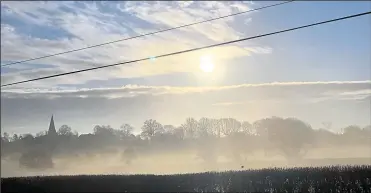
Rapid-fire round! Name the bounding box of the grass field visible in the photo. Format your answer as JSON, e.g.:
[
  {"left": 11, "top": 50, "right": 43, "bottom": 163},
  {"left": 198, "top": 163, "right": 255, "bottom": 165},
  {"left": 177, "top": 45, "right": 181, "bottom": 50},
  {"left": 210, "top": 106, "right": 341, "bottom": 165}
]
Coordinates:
[{"left": 2, "top": 165, "right": 371, "bottom": 193}]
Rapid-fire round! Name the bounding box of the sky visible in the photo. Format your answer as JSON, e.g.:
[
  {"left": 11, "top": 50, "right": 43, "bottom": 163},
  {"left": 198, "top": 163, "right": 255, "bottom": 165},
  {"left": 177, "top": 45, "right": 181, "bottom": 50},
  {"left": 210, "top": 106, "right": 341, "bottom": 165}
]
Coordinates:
[{"left": 1, "top": 1, "right": 370, "bottom": 135}]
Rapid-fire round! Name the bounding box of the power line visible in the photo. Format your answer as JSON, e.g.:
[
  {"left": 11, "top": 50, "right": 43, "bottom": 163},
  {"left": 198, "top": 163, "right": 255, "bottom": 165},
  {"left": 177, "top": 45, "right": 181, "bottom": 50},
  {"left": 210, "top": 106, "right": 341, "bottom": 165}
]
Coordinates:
[
  {"left": 0, "top": 1, "right": 295, "bottom": 68},
  {"left": 2, "top": 11, "right": 370, "bottom": 88}
]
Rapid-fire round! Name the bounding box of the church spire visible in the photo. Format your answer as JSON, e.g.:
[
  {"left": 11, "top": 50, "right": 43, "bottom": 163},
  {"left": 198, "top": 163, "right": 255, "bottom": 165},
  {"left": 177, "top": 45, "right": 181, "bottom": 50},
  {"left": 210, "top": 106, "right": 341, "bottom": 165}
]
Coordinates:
[{"left": 48, "top": 115, "right": 57, "bottom": 136}]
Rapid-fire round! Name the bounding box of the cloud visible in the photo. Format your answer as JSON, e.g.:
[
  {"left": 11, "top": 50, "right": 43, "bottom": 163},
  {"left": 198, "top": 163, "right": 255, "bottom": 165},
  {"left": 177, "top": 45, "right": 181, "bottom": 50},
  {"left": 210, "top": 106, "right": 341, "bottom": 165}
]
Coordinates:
[
  {"left": 1, "top": 1, "right": 269, "bottom": 89},
  {"left": 2, "top": 2, "right": 370, "bottom": 134},
  {"left": 2, "top": 80, "right": 370, "bottom": 134},
  {"left": 2, "top": 80, "right": 370, "bottom": 102}
]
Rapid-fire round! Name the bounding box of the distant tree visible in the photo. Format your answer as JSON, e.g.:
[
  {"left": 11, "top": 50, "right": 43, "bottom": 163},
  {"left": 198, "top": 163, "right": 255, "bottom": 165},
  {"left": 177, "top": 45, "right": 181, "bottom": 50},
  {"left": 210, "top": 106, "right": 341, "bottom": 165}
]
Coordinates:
[
  {"left": 209, "top": 119, "right": 222, "bottom": 137},
  {"left": 141, "top": 119, "right": 163, "bottom": 140},
  {"left": 35, "top": 131, "right": 47, "bottom": 137},
  {"left": 219, "top": 118, "right": 241, "bottom": 136},
  {"left": 314, "top": 128, "right": 339, "bottom": 147},
  {"left": 21, "top": 134, "right": 34, "bottom": 141},
  {"left": 254, "top": 117, "right": 314, "bottom": 160},
  {"left": 73, "top": 130, "right": 79, "bottom": 137},
  {"left": 342, "top": 125, "right": 366, "bottom": 144},
  {"left": 197, "top": 118, "right": 213, "bottom": 138},
  {"left": 77, "top": 133, "right": 97, "bottom": 150},
  {"left": 92, "top": 125, "right": 118, "bottom": 146},
  {"left": 58, "top": 125, "right": 73, "bottom": 136},
  {"left": 2, "top": 132, "right": 10, "bottom": 142},
  {"left": 343, "top": 125, "right": 362, "bottom": 136},
  {"left": 12, "top": 134, "right": 19, "bottom": 142},
  {"left": 163, "top": 125, "right": 176, "bottom": 134},
  {"left": 223, "top": 131, "right": 252, "bottom": 162},
  {"left": 93, "top": 125, "right": 115, "bottom": 136},
  {"left": 241, "top": 121, "right": 254, "bottom": 135},
  {"left": 172, "top": 127, "right": 185, "bottom": 140},
  {"left": 181, "top": 118, "right": 198, "bottom": 139},
  {"left": 119, "top": 124, "right": 134, "bottom": 137}
]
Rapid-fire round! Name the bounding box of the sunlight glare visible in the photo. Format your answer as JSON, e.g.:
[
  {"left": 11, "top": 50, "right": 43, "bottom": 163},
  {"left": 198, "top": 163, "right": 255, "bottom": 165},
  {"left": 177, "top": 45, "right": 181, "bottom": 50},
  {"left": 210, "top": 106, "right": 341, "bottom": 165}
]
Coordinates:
[{"left": 199, "top": 55, "right": 214, "bottom": 73}]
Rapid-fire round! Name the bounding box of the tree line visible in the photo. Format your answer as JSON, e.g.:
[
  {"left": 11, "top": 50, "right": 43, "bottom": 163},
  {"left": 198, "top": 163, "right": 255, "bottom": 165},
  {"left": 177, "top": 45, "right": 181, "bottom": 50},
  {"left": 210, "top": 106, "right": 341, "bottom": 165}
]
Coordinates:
[{"left": 1, "top": 116, "right": 370, "bottom": 169}]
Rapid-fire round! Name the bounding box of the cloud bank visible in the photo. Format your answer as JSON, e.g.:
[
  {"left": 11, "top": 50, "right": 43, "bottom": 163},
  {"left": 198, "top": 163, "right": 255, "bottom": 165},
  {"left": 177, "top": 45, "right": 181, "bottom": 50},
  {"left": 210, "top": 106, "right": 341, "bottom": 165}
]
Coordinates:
[{"left": 2, "top": 80, "right": 370, "bottom": 135}]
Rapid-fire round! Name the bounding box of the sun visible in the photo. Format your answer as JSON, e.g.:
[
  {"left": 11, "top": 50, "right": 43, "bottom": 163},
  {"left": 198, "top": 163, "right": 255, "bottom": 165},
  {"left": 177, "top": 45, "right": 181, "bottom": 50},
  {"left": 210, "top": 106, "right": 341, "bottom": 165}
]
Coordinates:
[{"left": 199, "top": 55, "right": 214, "bottom": 73}]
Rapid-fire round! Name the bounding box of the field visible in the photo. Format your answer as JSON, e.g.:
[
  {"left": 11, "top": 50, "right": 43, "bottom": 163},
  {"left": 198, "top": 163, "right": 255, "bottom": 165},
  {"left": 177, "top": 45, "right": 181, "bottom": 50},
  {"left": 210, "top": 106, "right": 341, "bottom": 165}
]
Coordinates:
[{"left": 2, "top": 165, "right": 371, "bottom": 193}]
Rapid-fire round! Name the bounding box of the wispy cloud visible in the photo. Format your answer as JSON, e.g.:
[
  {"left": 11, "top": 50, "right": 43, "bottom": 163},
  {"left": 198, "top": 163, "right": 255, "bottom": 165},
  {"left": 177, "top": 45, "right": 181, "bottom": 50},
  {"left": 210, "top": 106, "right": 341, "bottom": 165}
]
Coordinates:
[
  {"left": 2, "top": 80, "right": 370, "bottom": 101},
  {"left": 1, "top": 1, "right": 269, "bottom": 89}
]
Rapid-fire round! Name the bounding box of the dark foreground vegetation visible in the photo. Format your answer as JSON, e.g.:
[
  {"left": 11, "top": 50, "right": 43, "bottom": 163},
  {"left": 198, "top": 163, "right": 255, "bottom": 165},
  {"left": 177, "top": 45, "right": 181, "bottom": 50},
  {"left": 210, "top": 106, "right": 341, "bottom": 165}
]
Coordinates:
[{"left": 2, "top": 165, "right": 371, "bottom": 193}]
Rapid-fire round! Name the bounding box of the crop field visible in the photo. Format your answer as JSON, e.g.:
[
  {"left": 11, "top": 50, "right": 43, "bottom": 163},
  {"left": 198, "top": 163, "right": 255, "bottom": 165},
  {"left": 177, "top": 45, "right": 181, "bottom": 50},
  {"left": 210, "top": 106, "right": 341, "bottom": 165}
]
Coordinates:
[{"left": 2, "top": 165, "right": 371, "bottom": 193}]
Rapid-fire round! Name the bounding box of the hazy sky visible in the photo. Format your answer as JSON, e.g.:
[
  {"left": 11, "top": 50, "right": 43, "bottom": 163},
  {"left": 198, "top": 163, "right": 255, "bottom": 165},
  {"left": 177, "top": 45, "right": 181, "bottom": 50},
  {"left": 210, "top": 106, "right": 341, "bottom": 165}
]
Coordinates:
[{"left": 1, "top": 1, "right": 370, "bottom": 135}]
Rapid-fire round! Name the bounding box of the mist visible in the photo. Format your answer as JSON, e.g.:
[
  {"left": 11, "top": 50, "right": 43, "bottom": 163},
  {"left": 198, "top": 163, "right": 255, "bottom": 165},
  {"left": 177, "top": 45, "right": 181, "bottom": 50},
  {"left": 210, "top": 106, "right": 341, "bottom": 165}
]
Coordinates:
[{"left": 1, "top": 116, "right": 370, "bottom": 178}]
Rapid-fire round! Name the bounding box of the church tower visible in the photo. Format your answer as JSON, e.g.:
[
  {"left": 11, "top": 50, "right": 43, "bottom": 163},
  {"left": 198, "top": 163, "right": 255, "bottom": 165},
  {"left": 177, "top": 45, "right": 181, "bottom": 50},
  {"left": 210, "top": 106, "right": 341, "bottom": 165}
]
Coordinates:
[{"left": 48, "top": 115, "right": 57, "bottom": 137}]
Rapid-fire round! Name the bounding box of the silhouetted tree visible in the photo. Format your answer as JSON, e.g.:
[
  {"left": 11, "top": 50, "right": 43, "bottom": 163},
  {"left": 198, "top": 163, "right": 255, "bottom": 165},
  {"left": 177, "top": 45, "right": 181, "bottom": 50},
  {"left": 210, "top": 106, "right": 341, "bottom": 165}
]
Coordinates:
[
  {"left": 343, "top": 125, "right": 369, "bottom": 144},
  {"left": 172, "top": 127, "right": 185, "bottom": 140},
  {"left": 314, "top": 128, "right": 339, "bottom": 147},
  {"left": 35, "top": 131, "right": 47, "bottom": 137},
  {"left": 162, "top": 125, "right": 184, "bottom": 140},
  {"left": 219, "top": 118, "right": 241, "bottom": 136},
  {"left": 141, "top": 119, "right": 163, "bottom": 140},
  {"left": 254, "top": 117, "right": 314, "bottom": 161},
  {"left": 181, "top": 117, "right": 198, "bottom": 139},
  {"left": 343, "top": 125, "right": 362, "bottom": 136},
  {"left": 2, "top": 115, "right": 370, "bottom": 171},
  {"left": 198, "top": 117, "right": 218, "bottom": 138},
  {"left": 58, "top": 125, "right": 73, "bottom": 136},
  {"left": 94, "top": 125, "right": 118, "bottom": 140},
  {"left": 2, "top": 132, "right": 10, "bottom": 142},
  {"left": 12, "top": 134, "right": 19, "bottom": 142},
  {"left": 20, "top": 134, "right": 35, "bottom": 147}
]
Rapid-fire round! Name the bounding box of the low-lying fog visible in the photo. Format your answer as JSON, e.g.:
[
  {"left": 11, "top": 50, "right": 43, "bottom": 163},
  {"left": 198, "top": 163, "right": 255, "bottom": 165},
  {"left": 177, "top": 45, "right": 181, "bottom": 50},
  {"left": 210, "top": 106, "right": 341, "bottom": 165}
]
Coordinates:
[{"left": 2, "top": 145, "right": 370, "bottom": 178}]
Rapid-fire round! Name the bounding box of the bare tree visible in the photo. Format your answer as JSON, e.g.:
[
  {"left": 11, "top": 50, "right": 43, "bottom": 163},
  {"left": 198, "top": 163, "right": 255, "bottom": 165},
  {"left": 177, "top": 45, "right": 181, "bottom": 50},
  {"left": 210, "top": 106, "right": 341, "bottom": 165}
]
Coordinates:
[
  {"left": 241, "top": 121, "right": 253, "bottom": 135},
  {"left": 181, "top": 117, "right": 198, "bottom": 139},
  {"left": 141, "top": 119, "right": 163, "bottom": 140},
  {"left": 197, "top": 118, "right": 214, "bottom": 138},
  {"left": 219, "top": 118, "right": 241, "bottom": 136}
]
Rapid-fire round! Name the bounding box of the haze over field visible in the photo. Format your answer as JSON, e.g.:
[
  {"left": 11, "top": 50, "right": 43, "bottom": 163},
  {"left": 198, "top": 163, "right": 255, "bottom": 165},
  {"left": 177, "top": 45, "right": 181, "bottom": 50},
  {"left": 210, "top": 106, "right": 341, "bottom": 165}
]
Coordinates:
[
  {"left": 1, "top": 115, "right": 370, "bottom": 177},
  {"left": 2, "top": 145, "right": 371, "bottom": 178}
]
